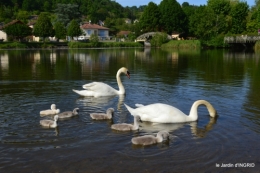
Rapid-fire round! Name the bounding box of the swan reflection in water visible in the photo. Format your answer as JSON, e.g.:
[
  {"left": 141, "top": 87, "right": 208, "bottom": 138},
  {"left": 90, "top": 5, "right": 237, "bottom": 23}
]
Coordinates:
[
  {"left": 76, "top": 94, "right": 125, "bottom": 110},
  {"left": 131, "top": 116, "right": 218, "bottom": 149},
  {"left": 137, "top": 116, "right": 218, "bottom": 139},
  {"left": 140, "top": 116, "right": 217, "bottom": 136}
]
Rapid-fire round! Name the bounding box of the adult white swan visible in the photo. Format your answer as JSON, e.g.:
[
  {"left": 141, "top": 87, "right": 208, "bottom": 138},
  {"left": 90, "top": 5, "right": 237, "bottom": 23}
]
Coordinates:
[
  {"left": 72, "top": 67, "right": 130, "bottom": 97},
  {"left": 124, "top": 100, "right": 217, "bottom": 123}
]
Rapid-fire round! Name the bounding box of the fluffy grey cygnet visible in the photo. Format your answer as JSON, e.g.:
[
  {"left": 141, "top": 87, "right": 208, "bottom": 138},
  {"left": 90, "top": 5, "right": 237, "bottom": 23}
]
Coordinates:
[
  {"left": 131, "top": 130, "right": 170, "bottom": 146},
  {"left": 58, "top": 108, "right": 79, "bottom": 119},
  {"left": 40, "top": 104, "right": 60, "bottom": 116},
  {"left": 40, "top": 115, "right": 59, "bottom": 128},
  {"left": 111, "top": 115, "right": 142, "bottom": 131},
  {"left": 90, "top": 108, "right": 114, "bottom": 120}
]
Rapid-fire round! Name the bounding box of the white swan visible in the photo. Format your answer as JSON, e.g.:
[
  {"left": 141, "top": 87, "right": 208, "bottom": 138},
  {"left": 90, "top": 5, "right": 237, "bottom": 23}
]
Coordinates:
[
  {"left": 124, "top": 100, "right": 217, "bottom": 123},
  {"left": 90, "top": 108, "right": 114, "bottom": 120},
  {"left": 58, "top": 108, "right": 79, "bottom": 119},
  {"left": 72, "top": 67, "right": 130, "bottom": 97},
  {"left": 40, "top": 104, "right": 60, "bottom": 116},
  {"left": 40, "top": 115, "right": 59, "bottom": 128},
  {"left": 111, "top": 115, "right": 142, "bottom": 131},
  {"left": 131, "top": 131, "right": 170, "bottom": 146}
]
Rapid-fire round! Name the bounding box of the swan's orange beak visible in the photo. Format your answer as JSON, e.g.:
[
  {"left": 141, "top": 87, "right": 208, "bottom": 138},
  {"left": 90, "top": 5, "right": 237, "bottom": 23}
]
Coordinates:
[{"left": 126, "top": 71, "right": 130, "bottom": 79}]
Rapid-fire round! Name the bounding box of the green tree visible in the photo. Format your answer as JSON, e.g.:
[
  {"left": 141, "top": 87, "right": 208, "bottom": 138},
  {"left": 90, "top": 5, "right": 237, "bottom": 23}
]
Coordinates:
[
  {"left": 189, "top": 6, "right": 216, "bottom": 40},
  {"left": 207, "top": 0, "right": 231, "bottom": 15},
  {"left": 150, "top": 32, "right": 168, "bottom": 47},
  {"left": 139, "top": 2, "right": 161, "bottom": 32},
  {"left": 16, "top": 10, "right": 30, "bottom": 23},
  {"left": 54, "top": 21, "right": 66, "bottom": 41},
  {"left": 182, "top": 3, "right": 197, "bottom": 36},
  {"left": 33, "top": 12, "right": 54, "bottom": 41},
  {"left": 0, "top": 6, "right": 14, "bottom": 23},
  {"left": 90, "top": 34, "right": 99, "bottom": 46},
  {"left": 159, "top": 0, "right": 188, "bottom": 34},
  {"left": 54, "top": 3, "right": 81, "bottom": 27},
  {"left": 3, "top": 22, "right": 32, "bottom": 41},
  {"left": 230, "top": 2, "right": 249, "bottom": 34},
  {"left": 22, "top": 0, "right": 43, "bottom": 12},
  {"left": 67, "top": 19, "right": 82, "bottom": 41}
]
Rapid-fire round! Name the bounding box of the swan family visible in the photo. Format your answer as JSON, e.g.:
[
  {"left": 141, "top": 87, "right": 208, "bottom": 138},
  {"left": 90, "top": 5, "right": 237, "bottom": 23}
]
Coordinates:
[{"left": 39, "top": 67, "right": 218, "bottom": 146}]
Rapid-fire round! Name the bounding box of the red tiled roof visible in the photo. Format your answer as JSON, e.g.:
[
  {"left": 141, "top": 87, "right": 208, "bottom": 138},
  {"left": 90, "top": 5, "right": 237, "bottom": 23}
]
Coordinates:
[
  {"left": 81, "top": 23, "right": 109, "bottom": 30},
  {"left": 5, "top": 20, "right": 24, "bottom": 27}
]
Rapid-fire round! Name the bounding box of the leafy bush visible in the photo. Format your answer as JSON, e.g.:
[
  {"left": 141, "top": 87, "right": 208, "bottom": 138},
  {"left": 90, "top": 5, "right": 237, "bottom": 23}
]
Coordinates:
[{"left": 150, "top": 33, "right": 168, "bottom": 47}]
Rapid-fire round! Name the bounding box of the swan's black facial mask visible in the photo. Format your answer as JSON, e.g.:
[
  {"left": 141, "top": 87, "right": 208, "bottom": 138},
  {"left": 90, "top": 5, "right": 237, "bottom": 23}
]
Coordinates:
[{"left": 126, "top": 71, "right": 130, "bottom": 79}]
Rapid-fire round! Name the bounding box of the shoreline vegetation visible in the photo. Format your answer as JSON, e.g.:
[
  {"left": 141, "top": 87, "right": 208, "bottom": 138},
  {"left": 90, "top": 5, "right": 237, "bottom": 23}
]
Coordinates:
[
  {"left": 1, "top": 40, "right": 259, "bottom": 50},
  {"left": 0, "top": 40, "right": 202, "bottom": 49}
]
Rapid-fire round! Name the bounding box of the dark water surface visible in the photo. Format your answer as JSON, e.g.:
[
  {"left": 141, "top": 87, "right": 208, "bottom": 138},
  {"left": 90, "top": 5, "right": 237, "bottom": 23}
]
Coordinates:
[{"left": 0, "top": 48, "right": 260, "bottom": 172}]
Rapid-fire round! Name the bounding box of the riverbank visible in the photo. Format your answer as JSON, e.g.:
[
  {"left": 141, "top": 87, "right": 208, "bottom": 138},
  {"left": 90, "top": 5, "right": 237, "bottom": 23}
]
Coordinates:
[
  {"left": 161, "top": 40, "right": 201, "bottom": 49},
  {"left": 0, "top": 40, "right": 233, "bottom": 50},
  {"left": 0, "top": 41, "right": 143, "bottom": 49}
]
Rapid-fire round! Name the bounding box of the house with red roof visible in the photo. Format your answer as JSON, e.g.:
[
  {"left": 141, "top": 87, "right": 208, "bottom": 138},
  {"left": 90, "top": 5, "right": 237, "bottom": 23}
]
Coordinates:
[
  {"left": 79, "top": 22, "right": 110, "bottom": 40},
  {"left": 0, "top": 20, "right": 31, "bottom": 41}
]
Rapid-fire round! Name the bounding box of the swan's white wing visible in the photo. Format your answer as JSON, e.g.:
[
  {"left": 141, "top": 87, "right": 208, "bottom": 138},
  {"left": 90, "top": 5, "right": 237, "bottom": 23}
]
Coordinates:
[
  {"left": 128, "top": 103, "right": 187, "bottom": 123},
  {"left": 82, "top": 82, "right": 118, "bottom": 96}
]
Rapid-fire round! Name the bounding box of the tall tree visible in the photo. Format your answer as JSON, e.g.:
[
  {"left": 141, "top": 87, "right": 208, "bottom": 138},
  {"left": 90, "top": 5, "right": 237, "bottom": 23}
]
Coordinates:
[
  {"left": 54, "top": 21, "right": 66, "bottom": 41},
  {"left": 54, "top": 3, "right": 81, "bottom": 27},
  {"left": 182, "top": 3, "right": 197, "bottom": 36},
  {"left": 230, "top": 2, "right": 249, "bottom": 34},
  {"left": 67, "top": 19, "right": 82, "bottom": 40},
  {"left": 139, "top": 2, "right": 161, "bottom": 33},
  {"left": 33, "top": 12, "right": 54, "bottom": 41},
  {"left": 16, "top": 10, "right": 30, "bottom": 24},
  {"left": 207, "top": 0, "right": 231, "bottom": 15},
  {"left": 189, "top": 6, "right": 216, "bottom": 39},
  {"left": 159, "top": 0, "right": 188, "bottom": 34}
]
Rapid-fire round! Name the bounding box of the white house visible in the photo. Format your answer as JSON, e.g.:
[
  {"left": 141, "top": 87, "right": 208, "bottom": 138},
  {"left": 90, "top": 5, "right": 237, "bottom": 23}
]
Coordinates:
[
  {"left": 0, "top": 23, "right": 8, "bottom": 41},
  {"left": 0, "top": 30, "right": 7, "bottom": 42},
  {"left": 79, "top": 22, "right": 110, "bottom": 40}
]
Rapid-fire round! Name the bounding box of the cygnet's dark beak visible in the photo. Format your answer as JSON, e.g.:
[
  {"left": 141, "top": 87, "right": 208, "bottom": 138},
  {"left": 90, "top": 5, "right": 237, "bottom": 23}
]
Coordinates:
[{"left": 126, "top": 71, "right": 130, "bottom": 79}]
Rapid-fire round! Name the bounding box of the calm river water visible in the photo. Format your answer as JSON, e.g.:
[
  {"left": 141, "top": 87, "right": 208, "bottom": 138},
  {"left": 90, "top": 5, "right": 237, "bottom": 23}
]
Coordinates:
[{"left": 0, "top": 48, "right": 260, "bottom": 172}]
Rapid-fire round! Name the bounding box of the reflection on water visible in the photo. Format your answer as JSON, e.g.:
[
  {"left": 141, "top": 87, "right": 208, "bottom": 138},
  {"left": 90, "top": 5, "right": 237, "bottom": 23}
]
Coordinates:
[
  {"left": 139, "top": 116, "right": 217, "bottom": 138},
  {"left": 0, "top": 48, "right": 260, "bottom": 172}
]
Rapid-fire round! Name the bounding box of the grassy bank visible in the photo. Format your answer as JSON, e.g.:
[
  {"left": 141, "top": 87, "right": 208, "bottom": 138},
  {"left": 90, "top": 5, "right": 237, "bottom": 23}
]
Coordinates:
[{"left": 161, "top": 40, "right": 201, "bottom": 49}]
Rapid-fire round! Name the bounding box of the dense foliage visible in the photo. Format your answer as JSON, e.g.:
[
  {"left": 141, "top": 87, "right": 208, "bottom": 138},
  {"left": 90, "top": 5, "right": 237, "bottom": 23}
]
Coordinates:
[
  {"left": 0, "top": 0, "right": 259, "bottom": 47},
  {"left": 67, "top": 19, "right": 82, "bottom": 39},
  {"left": 33, "top": 13, "right": 54, "bottom": 41},
  {"left": 3, "top": 22, "right": 32, "bottom": 41}
]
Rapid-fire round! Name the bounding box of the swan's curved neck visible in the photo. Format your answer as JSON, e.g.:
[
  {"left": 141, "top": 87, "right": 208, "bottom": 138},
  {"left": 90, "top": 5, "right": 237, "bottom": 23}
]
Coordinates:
[
  {"left": 156, "top": 133, "right": 164, "bottom": 143},
  {"left": 133, "top": 117, "right": 139, "bottom": 128},
  {"left": 107, "top": 112, "right": 113, "bottom": 119},
  {"left": 187, "top": 100, "right": 217, "bottom": 121},
  {"left": 116, "top": 69, "right": 125, "bottom": 94}
]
